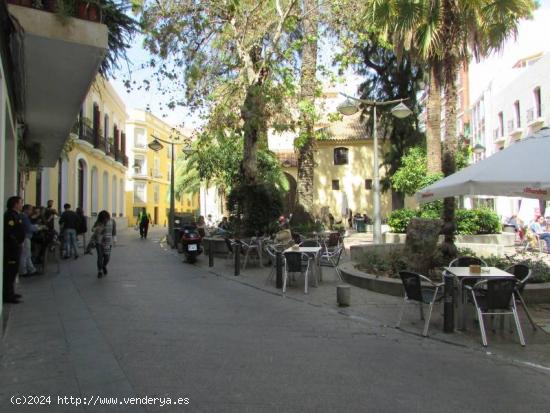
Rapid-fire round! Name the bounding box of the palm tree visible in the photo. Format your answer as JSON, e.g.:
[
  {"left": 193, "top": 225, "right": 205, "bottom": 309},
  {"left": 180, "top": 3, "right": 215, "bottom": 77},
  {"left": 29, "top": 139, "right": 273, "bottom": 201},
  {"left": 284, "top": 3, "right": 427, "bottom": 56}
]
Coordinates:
[{"left": 366, "top": 0, "right": 536, "bottom": 256}]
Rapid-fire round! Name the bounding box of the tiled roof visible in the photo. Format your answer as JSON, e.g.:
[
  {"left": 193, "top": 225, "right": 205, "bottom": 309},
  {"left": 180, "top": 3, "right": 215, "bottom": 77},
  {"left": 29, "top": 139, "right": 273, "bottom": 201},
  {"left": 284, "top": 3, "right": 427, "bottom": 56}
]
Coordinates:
[{"left": 316, "top": 112, "right": 369, "bottom": 141}]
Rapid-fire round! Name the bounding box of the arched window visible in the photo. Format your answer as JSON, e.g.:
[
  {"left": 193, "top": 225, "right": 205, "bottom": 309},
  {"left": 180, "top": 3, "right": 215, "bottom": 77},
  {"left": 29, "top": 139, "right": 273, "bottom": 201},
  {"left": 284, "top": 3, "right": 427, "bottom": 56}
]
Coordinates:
[
  {"left": 112, "top": 175, "right": 117, "bottom": 215},
  {"left": 90, "top": 167, "right": 98, "bottom": 214},
  {"left": 334, "top": 147, "right": 349, "bottom": 165},
  {"left": 102, "top": 171, "right": 109, "bottom": 211},
  {"left": 119, "top": 178, "right": 125, "bottom": 217},
  {"left": 77, "top": 160, "right": 85, "bottom": 209}
]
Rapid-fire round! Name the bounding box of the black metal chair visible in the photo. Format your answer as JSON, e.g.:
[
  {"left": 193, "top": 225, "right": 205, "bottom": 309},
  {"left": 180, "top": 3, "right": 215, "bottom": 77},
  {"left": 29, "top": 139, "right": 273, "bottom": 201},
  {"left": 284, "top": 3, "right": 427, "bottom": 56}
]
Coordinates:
[
  {"left": 505, "top": 264, "right": 537, "bottom": 331},
  {"left": 465, "top": 278, "right": 525, "bottom": 347},
  {"left": 283, "top": 251, "right": 312, "bottom": 295},
  {"left": 264, "top": 244, "right": 280, "bottom": 285},
  {"left": 320, "top": 243, "right": 344, "bottom": 281},
  {"left": 397, "top": 271, "right": 444, "bottom": 337},
  {"left": 299, "top": 239, "right": 320, "bottom": 247},
  {"left": 449, "top": 256, "right": 488, "bottom": 267}
]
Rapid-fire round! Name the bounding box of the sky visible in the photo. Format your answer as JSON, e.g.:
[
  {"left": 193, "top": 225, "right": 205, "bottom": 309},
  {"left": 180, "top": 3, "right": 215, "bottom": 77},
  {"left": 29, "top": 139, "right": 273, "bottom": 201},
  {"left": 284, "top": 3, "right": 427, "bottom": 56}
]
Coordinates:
[{"left": 112, "top": 1, "right": 550, "bottom": 132}]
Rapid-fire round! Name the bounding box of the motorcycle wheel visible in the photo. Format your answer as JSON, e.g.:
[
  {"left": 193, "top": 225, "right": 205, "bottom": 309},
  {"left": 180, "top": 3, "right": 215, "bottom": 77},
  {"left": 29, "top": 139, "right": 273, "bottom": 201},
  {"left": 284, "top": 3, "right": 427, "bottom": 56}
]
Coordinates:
[{"left": 186, "top": 253, "right": 197, "bottom": 264}]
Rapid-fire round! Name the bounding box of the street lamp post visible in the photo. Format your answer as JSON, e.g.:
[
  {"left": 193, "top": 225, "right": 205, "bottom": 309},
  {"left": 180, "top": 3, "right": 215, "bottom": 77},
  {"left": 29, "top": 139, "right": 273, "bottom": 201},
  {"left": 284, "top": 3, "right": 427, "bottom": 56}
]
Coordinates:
[
  {"left": 337, "top": 93, "right": 412, "bottom": 244},
  {"left": 148, "top": 136, "right": 179, "bottom": 248}
]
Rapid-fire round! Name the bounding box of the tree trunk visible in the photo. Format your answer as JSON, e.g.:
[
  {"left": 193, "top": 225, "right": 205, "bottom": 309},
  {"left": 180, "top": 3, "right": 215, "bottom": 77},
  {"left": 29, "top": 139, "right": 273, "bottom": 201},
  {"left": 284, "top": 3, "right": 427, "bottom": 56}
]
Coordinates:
[
  {"left": 241, "top": 83, "right": 266, "bottom": 186},
  {"left": 426, "top": 67, "right": 442, "bottom": 174},
  {"left": 296, "top": 0, "right": 318, "bottom": 213},
  {"left": 440, "top": 56, "right": 459, "bottom": 260}
]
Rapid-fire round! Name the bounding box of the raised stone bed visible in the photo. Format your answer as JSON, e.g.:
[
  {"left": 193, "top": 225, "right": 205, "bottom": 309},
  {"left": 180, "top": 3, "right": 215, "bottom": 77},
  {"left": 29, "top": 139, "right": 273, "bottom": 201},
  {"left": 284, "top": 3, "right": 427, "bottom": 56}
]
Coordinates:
[
  {"left": 383, "top": 232, "right": 515, "bottom": 246},
  {"left": 340, "top": 261, "right": 550, "bottom": 304}
]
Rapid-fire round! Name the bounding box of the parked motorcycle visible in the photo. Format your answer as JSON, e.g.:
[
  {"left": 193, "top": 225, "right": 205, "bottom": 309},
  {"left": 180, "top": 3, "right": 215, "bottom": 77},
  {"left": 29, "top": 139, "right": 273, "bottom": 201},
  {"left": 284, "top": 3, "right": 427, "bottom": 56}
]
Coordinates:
[{"left": 179, "top": 225, "right": 203, "bottom": 263}]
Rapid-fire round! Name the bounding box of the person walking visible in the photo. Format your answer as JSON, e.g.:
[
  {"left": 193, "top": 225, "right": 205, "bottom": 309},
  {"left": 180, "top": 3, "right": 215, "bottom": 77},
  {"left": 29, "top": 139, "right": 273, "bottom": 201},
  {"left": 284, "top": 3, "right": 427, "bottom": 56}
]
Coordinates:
[
  {"left": 88, "top": 210, "right": 116, "bottom": 278},
  {"left": 3, "top": 196, "right": 25, "bottom": 304},
  {"left": 59, "top": 203, "right": 80, "bottom": 259},
  {"left": 137, "top": 207, "right": 151, "bottom": 239},
  {"left": 19, "top": 204, "right": 39, "bottom": 277},
  {"left": 76, "top": 207, "right": 88, "bottom": 252}
]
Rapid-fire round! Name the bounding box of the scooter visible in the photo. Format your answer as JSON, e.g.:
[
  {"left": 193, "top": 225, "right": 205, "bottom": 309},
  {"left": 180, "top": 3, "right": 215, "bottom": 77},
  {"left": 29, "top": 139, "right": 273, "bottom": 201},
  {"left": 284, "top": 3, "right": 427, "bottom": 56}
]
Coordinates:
[{"left": 179, "top": 225, "right": 203, "bottom": 263}]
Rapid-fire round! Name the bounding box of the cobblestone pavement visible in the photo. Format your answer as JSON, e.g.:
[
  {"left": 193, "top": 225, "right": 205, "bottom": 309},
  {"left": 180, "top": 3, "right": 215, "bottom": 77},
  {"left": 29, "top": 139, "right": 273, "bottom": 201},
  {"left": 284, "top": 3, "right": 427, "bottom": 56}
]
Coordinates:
[{"left": 1, "top": 227, "right": 550, "bottom": 413}]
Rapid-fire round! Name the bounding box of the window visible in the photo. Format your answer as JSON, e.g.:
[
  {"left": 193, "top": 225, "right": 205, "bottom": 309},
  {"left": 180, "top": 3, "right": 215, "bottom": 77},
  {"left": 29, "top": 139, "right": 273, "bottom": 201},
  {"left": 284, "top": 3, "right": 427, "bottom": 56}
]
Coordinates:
[
  {"left": 332, "top": 180, "right": 340, "bottom": 190},
  {"left": 134, "top": 182, "right": 147, "bottom": 203},
  {"left": 132, "top": 207, "right": 141, "bottom": 217},
  {"left": 534, "top": 87, "right": 542, "bottom": 117},
  {"left": 365, "top": 179, "right": 372, "bottom": 190},
  {"left": 498, "top": 112, "right": 504, "bottom": 136},
  {"left": 153, "top": 157, "right": 161, "bottom": 178},
  {"left": 153, "top": 184, "right": 160, "bottom": 204},
  {"left": 133, "top": 155, "right": 145, "bottom": 175},
  {"left": 333, "top": 147, "right": 349, "bottom": 165},
  {"left": 134, "top": 128, "right": 146, "bottom": 148},
  {"left": 514, "top": 100, "right": 521, "bottom": 128}
]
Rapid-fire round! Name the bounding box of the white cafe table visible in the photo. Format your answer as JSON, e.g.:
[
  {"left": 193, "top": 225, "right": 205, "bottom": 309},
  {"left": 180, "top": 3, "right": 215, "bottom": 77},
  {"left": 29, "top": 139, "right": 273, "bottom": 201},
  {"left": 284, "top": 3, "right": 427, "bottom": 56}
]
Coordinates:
[
  {"left": 283, "top": 246, "right": 323, "bottom": 287},
  {"left": 444, "top": 266, "right": 515, "bottom": 330}
]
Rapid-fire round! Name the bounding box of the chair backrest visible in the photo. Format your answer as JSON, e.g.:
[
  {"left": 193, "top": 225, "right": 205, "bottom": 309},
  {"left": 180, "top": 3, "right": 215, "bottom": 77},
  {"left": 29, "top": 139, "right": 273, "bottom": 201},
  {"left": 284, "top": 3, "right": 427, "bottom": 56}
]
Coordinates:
[
  {"left": 399, "top": 271, "right": 424, "bottom": 302},
  {"left": 300, "top": 239, "right": 320, "bottom": 247},
  {"left": 449, "top": 256, "right": 487, "bottom": 267},
  {"left": 264, "top": 244, "right": 276, "bottom": 260},
  {"left": 505, "top": 264, "right": 531, "bottom": 292},
  {"left": 284, "top": 252, "right": 303, "bottom": 272},
  {"left": 224, "top": 238, "right": 234, "bottom": 253},
  {"left": 326, "top": 232, "right": 341, "bottom": 247},
  {"left": 474, "top": 278, "right": 517, "bottom": 310}
]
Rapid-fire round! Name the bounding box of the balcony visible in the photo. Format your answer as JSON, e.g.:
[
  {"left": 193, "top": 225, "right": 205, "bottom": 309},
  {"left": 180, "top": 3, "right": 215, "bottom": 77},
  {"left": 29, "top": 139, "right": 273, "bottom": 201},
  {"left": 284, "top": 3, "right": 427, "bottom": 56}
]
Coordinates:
[
  {"left": 150, "top": 169, "right": 164, "bottom": 179},
  {"left": 275, "top": 151, "right": 298, "bottom": 168},
  {"left": 527, "top": 107, "right": 544, "bottom": 128},
  {"left": 8, "top": 3, "right": 108, "bottom": 167},
  {"left": 507, "top": 120, "right": 522, "bottom": 138},
  {"left": 493, "top": 128, "right": 505, "bottom": 144}
]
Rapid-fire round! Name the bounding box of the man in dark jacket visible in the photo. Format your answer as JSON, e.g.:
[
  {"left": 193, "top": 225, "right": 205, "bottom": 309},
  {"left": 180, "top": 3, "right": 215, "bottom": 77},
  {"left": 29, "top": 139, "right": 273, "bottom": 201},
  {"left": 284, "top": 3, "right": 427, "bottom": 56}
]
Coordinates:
[
  {"left": 4, "top": 196, "right": 25, "bottom": 303},
  {"left": 59, "top": 203, "right": 79, "bottom": 259}
]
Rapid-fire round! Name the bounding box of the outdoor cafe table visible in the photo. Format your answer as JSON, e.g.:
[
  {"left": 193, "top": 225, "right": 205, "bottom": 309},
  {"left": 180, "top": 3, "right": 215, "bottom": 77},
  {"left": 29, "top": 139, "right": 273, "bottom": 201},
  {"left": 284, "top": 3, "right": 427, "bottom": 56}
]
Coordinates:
[
  {"left": 283, "top": 246, "right": 323, "bottom": 287},
  {"left": 444, "top": 266, "right": 515, "bottom": 330}
]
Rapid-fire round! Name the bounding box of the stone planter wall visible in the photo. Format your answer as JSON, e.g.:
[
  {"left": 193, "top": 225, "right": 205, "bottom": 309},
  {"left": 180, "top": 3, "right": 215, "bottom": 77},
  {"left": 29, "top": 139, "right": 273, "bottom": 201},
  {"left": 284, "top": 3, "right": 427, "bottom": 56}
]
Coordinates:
[
  {"left": 340, "top": 262, "right": 550, "bottom": 304},
  {"left": 349, "top": 243, "right": 405, "bottom": 262},
  {"left": 383, "top": 232, "right": 515, "bottom": 246}
]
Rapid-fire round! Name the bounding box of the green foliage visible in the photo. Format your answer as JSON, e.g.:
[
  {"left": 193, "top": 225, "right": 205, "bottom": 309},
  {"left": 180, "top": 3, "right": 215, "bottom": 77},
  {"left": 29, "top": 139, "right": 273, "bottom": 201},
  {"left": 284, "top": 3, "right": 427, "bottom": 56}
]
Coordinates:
[
  {"left": 458, "top": 250, "right": 550, "bottom": 284},
  {"left": 387, "top": 208, "right": 417, "bottom": 233},
  {"left": 391, "top": 147, "right": 443, "bottom": 196},
  {"left": 355, "top": 250, "right": 407, "bottom": 278},
  {"left": 455, "top": 208, "right": 501, "bottom": 235},
  {"left": 227, "top": 183, "right": 284, "bottom": 237},
  {"left": 175, "top": 130, "right": 288, "bottom": 199},
  {"left": 388, "top": 207, "right": 501, "bottom": 234}
]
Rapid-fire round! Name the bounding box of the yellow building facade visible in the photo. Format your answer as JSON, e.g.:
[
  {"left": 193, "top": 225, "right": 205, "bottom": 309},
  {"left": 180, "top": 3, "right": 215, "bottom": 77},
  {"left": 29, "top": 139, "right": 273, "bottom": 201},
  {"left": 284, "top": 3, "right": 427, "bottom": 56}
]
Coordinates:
[
  {"left": 23, "top": 77, "right": 128, "bottom": 227},
  {"left": 125, "top": 109, "right": 199, "bottom": 227}
]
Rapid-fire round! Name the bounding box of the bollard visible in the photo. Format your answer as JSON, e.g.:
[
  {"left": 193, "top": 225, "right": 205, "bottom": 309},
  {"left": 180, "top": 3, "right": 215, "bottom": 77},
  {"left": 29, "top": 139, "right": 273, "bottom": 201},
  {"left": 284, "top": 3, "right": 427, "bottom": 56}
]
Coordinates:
[
  {"left": 337, "top": 284, "right": 351, "bottom": 307},
  {"left": 275, "top": 251, "right": 283, "bottom": 289},
  {"left": 234, "top": 242, "right": 241, "bottom": 276},
  {"left": 443, "top": 271, "right": 454, "bottom": 333},
  {"left": 208, "top": 239, "right": 214, "bottom": 267}
]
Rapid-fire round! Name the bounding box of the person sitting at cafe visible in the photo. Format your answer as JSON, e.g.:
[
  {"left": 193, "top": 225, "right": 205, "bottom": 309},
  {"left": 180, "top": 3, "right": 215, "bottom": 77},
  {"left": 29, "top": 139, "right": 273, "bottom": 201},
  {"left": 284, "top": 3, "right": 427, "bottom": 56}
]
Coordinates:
[
  {"left": 274, "top": 217, "right": 293, "bottom": 246},
  {"left": 529, "top": 216, "right": 550, "bottom": 253}
]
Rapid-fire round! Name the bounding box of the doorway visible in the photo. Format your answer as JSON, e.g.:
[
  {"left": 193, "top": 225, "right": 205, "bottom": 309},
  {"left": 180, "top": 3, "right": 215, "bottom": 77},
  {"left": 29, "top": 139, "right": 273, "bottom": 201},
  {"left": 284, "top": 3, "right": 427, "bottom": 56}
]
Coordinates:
[{"left": 154, "top": 206, "right": 159, "bottom": 226}]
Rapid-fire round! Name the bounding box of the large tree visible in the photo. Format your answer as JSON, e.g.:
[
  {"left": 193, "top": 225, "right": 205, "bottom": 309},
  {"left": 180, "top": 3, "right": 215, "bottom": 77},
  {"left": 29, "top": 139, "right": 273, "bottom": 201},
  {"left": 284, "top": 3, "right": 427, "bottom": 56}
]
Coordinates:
[
  {"left": 296, "top": 0, "right": 319, "bottom": 214},
  {"left": 352, "top": 35, "right": 426, "bottom": 210},
  {"left": 364, "top": 0, "right": 536, "bottom": 257},
  {"left": 134, "top": 0, "right": 303, "bottom": 187}
]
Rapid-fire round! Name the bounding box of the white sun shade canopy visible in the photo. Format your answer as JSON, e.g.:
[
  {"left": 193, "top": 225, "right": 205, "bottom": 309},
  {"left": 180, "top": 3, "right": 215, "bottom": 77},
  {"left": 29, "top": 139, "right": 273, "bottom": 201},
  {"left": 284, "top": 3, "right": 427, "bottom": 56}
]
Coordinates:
[{"left": 416, "top": 128, "right": 550, "bottom": 203}]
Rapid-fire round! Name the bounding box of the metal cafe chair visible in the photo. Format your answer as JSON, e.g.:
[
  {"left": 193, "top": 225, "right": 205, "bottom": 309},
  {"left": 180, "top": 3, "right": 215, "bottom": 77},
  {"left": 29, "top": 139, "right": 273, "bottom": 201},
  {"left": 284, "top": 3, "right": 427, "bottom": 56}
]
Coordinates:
[
  {"left": 282, "top": 251, "right": 312, "bottom": 295},
  {"left": 465, "top": 278, "right": 525, "bottom": 347},
  {"left": 320, "top": 243, "right": 344, "bottom": 281},
  {"left": 264, "top": 244, "right": 280, "bottom": 285},
  {"left": 505, "top": 264, "right": 538, "bottom": 331},
  {"left": 396, "top": 271, "right": 444, "bottom": 337}
]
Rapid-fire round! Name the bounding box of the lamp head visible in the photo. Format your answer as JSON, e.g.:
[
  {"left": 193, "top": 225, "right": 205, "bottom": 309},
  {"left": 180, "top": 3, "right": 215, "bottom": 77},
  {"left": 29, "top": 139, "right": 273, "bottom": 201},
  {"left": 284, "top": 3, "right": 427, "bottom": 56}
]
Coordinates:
[
  {"left": 148, "top": 138, "right": 163, "bottom": 152},
  {"left": 337, "top": 98, "right": 360, "bottom": 116},
  {"left": 390, "top": 102, "right": 412, "bottom": 119},
  {"left": 473, "top": 143, "right": 486, "bottom": 154}
]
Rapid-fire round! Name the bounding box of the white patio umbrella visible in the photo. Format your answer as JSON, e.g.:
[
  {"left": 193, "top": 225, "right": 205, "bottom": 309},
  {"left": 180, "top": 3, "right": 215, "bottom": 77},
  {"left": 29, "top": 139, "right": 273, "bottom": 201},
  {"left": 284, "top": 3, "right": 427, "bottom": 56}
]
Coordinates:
[{"left": 416, "top": 128, "right": 550, "bottom": 203}]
